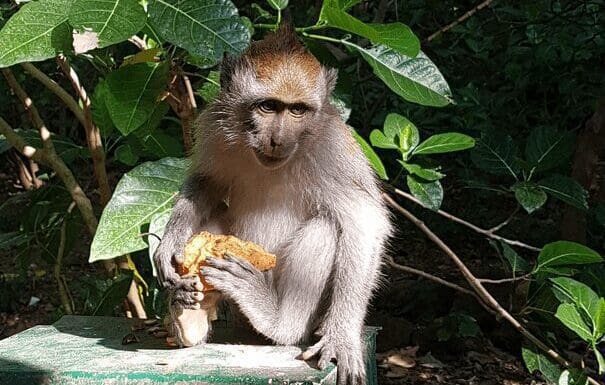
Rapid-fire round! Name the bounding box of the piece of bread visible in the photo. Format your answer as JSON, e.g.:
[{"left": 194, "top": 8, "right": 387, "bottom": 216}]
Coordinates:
[{"left": 178, "top": 231, "right": 277, "bottom": 292}]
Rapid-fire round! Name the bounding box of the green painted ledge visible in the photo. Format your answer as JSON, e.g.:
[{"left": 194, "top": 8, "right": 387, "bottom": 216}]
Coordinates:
[{"left": 0, "top": 316, "right": 379, "bottom": 385}]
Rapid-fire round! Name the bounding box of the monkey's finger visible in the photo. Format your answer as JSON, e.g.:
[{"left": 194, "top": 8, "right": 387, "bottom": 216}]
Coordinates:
[
  {"left": 205, "top": 257, "right": 250, "bottom": 279},
  {"left": 201, "top": 267, "right": 241, "bottom": 293},
  {"left": 224, "top": 253, "right": 257, "bottom": 273},
  {"left": 166, "top": 274, "right": 204, "bottom": 292},
  {"left": 170, "top": 291, "right": 202, "bottom": 309}
]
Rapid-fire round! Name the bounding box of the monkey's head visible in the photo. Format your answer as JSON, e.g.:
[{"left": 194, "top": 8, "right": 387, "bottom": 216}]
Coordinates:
[{"left": 216, "top": 25, "right": 338, "bottom": 170}]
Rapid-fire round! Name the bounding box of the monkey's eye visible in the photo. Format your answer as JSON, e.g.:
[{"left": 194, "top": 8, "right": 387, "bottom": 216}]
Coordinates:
[
  {"left": 258, "top": 100, "right": 277, "bottom": 113},
  {"left": 289, "top": 104, "right": 308, "bottom": 117}
]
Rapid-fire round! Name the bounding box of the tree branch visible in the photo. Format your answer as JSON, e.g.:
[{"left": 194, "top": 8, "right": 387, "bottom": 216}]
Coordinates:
[
  {"left": 427, "top": 0, "right": 495, "bottom": 42},
  {"left": 56, "top": 55, "right": 112, "bottom": 206},
  {"left": 20, "top": 63, "right": 86, "bottom": 127},
  {"left": 383, "top": 193, "right": 602, "bottom": 384},
  {"left": 392, "top": 188, "right": 541, "bottom": 251}
]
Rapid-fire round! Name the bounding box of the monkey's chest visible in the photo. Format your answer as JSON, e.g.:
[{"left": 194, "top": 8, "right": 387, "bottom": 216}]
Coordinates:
[{"left": 226, "top": 192, "right": 305, "bottom": 255}]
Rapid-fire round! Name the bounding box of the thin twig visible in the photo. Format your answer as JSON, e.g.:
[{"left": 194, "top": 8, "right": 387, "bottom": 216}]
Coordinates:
[
  {"left": 487, "top": 206, "right": 519, "bottom": 233},
  {"left": 55, "top": 202, "right": 76, "bottom": 315},
  {"left": 383, "top": 193, "right": 601, "bottom": 384},
  {"left": 128, "top": 36, "right": 147, "bottom": 50},
  {"left": 392, "top": 188, "right": 541, "bottom": 252},
  {"left": 387, "top": 256, "right": 475, "bottom": 296},
  {"left": 56, "top": 54, "right": 112, "bottom": 206},
  {"left": 427, "top": 0, "right": 495, "bottom": 41},
  {"left": 478, "top": 273, "right": 532, "bottom": 284},
  {"left": 20, "top": 63, "right": 86, "bottom": 127}
]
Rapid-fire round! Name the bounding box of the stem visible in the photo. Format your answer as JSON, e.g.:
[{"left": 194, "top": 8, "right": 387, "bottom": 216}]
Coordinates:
[
  {"left": 276, "top": 9, "right": 281, "bottom": 30},
  {"left": 426, "top": 0, "right": 496, "bottom": 42},
  {"left": 383, "top": 193, "right": 601, "bottom": 384},
  {"left": 301, "top": 32, "right": 346, "bottom": 45},
  {"left": 254, "top": 23, "right": 277, "bottom": 30},
  {"left": 392, "top": 188, "right": 541, "bottom": 252},
  {"left": 21, "top": 63, "right": 86, "bottom": 127},
  {"left": 56, "top": 55, "right": 112, "bottom": 206},
  {"left": 295, "top": 24, "right": 327, "bottom": 32},
  {"left": 478, "top": 273, "right": 532, "bottom": 284},
  {"left": 55, "top": 202, "right": 76, "bottom": 315},
  {"left": 487, "top": 205, "right": 519, "bottom": 233}
]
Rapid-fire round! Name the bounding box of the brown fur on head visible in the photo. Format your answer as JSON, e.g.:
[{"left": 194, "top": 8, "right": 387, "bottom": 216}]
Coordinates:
[{"left": 214, "top": 24, "right": 339, "bottom": 170}]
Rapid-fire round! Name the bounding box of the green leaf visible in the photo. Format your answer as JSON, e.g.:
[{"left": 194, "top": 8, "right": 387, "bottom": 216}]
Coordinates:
[
  {"left": 346, "top": 42, "right": 452, "bottom": 107},
  {"left": 525, "top": 127, "right": 575, "bottom": 173},
  {"left": 90, "top": 157, "right": 189, "bottom": 262},
  {"left": 537, "top": 242, "right": 602, "bottom": 272},
  {"left": 197, "top": 70, "right": 221, "bottom": 104},
  {"left": 92, "top": 270, "right": 134, "bottom": 316},
  {"left": 539, "top": 175, "right": 588, "bottom": 211},
  {"left": 399, "top": 161, "right": 445, "bottom": 181},
  {"left": 320, "top": 6, "right": 419, "bottom": 57},
  {"left": 5, "top": 129, "right": 85, "bottom": 163},
  {"left": 105, "top": 62, "right": 170, "bottom": 135},
  {"left": 551, "top": 277, "right": 603, "bottom": 336},
  {"left": 406, "top": 175, "right": 443, "bottom": 210},
  {"left": 266, "top": 0, "right": 288, "bottom": 10},
  {"left": 384, "top": 113, "right": 418, "bottom": 160},
  {"left": 91, "top": 79, "right": 115, "bottom": 136},
  {"left": 114, "top": 143, "right": 139, "bottom": 166},
  {"left": 413, "top": 133, "right": 475, "bottom": 155},
  {"left": 0, "top": 0, "right": 72, "bottom": 67},
  {"left": 558, "top": 369, "right": 588, "bottom": 385},
  {"left": 500, "top": 242, "right": 532, "bottom": 273},
  {"left": 68, "top": 0, "right": 147, "bottom": 50},
  {"left": 148, "top": 0, "right": 250, "bottom": 65},
  {"left": 522, "top": 346, "right": 562, "bottom": 384},
  {"left": 597, "top": 298, "right": 605, "bottom": 336},
  {"left": 0, "top": 232, "right": 31, "bottom": 251},
  {"left": 352, "top": 130, "right": 388, "bottom": 180},
  {"left": 555, "top": 302, "right": 592, "bottom": 341},
  {"left": 512, "top": 181, "right": 548, "bottom": 214},
  {"left": 148, "top": 211, "right": 170, "bottom": 277},
  {"left": 336, "top": 0, "right": 362, "bottom": 10},
  {"left": 369, "top": 129, "right": 398, "bottom": 149},
  {"left": 470, "top": 130, "right": 519, "bottom": 178}
]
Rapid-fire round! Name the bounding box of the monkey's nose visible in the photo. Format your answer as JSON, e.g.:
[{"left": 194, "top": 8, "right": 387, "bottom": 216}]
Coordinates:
[{"left": 270, "top": 135, "right": 280, "bottom": 149}]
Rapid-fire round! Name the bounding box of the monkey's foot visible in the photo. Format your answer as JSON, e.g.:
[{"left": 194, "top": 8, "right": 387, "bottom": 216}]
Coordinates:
[{"left": 302, "top": 335, "right": 367, "bottom": 385}]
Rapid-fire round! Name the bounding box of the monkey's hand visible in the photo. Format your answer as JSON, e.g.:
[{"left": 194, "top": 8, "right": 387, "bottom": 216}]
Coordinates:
[
  {"left": 201, "top": 254, "right": 268, "bottom": 303},
  {"left": 302, "top": 333, "right": 366, "bottom": 385},
  {"left": 153, "top": 237, "right": 204, "bottom": 309}
]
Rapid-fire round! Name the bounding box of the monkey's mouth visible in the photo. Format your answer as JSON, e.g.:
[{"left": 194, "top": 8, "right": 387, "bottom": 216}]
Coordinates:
[{"left": 253, "top": 149, "right": 295, "bottom": 169}]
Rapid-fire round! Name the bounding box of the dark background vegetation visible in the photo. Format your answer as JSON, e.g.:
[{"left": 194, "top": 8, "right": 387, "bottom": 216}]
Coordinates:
[{"left": 1, "top": 1, "right": 604, "bottom": 383}]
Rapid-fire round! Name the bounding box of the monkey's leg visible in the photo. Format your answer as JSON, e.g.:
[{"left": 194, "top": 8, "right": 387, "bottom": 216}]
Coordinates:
[
  {"left": 154, "top": 173, "right": 226, "bottom": 308},
  {"left": 303, "top": 204, "right": 389, "bottom": 385},
  {"left": 202, "top": 217, "right": 336, "bottom": 345}
]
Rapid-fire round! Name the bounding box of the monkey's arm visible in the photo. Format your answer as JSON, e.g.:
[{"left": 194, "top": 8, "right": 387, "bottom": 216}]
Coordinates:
[
  {"left": 202, "top": 216, "right": 337, "bottom": 344},
  {"left": 153, "top": 173, "right": 226, "bottom": 307},
  {"left": 304, "top": 194, "right": 390, "bottom": 385}
]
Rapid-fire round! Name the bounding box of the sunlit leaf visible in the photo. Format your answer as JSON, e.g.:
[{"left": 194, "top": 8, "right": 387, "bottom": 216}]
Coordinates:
[
  {"left": 68, "top": 0, "right": 147, "bottom": 50},
  {"left": 522, "top": 346, "right": 562, "bottom": 384},
  {"left": 399, "top": 161, "right": 444, "bottom": 181},
  {"left": 413, "top": 133, "right": 475, "bottom": 155},
  {"left": 352, "top": 130, "right": 387, "bottom": 180},
  {"left": 555, "top": 303, "right": 592, "bottom": 341},
  {"left": 407, "top": 175, "right": 443, "bottom": 210},
  {"left": 90, "top": 158, "right": 189, "bottom": 262},
  {"left": 512, "top": 181, "right": 547, "bottom": 214},
  {"left": 537, "top": 242, "right": 602, "bottom": 272}
]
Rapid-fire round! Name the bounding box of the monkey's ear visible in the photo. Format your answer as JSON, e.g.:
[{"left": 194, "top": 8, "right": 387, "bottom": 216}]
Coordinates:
[
  {"left": 324, "top": 68, "right": 338, "bottom": 95},
  {"left": 220, "top": 53, "right": 237, "bottom": 89}
]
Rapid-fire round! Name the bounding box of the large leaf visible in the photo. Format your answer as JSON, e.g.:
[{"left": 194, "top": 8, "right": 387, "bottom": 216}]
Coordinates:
[
  {"left": 536, "top": 241, "right": 602, "bottom": 272},
  {"left": 551, "top": 277, "right": 603, "bottom": 336},
  {"left": 512, "top": 181, "right": 547, "bottom": 214},
  {"left": 346, "top": 42, "right": 452, "bottom": 107},
  {"left": 104, "top": 62, "right": 169, "bottom": 135},
  {"left": 525, "top": 127, "right": 575, "bottom": 173},
  {"left": 413, "top": 133, "right": 475, "bottom": 155},
  {"left": 369, "top": 130, "right": 398, "bottom": 149},
  {"left": 555, "top": 303, "right": 592, "bottom": 341},
  {"left": 522, "top": 346, "right": 562, "bottom": 384},
  {"left": 0, "top": 0, "right": 72, "bottom": 67},
  {"left": 471, "top": 130, "right": 519, "bottom": 178},
  {"left": 92, "top": 270, "right": 134, "bottom": 316},
  {"left": 90, "top": 157, "right": 189, "bottom": 262},
  {"left": 407, "top": 175, "right": 443, "bottom": 210},
  {"left": 68, "top": 0, "right": 147, "bottom": 50},
  {"left": 266, "top": 0, "right": 288, "bottom": 10},
  {"left": 91, "top": 79, "right": 115, "bottom": 136},
  {"left": 352, "top": 130, "right": 387, "bottom": 180},
  {"left": 539, "top": 175, "right": 588, "bottom": 211},
  {"left": 148, "top": 0, "right": 250, "bottom": 65},
  {"left": 320, "top": 5, "right": 419, "bottom": 57}
]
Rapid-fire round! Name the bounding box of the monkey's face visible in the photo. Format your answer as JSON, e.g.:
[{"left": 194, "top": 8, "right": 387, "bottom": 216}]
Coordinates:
[{"left": 246, "top": 98, "right": 313, "bottom": 169}]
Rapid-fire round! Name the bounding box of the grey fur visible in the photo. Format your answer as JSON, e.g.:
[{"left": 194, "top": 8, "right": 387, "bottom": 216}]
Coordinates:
[{"left": 153, "top": 30, "right": 392, "bottom": 385}]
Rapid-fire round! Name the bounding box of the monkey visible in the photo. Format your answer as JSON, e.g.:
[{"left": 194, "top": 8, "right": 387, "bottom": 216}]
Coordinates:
[{"left": 153, "top": 25, "right": 392, "bottom": 385}]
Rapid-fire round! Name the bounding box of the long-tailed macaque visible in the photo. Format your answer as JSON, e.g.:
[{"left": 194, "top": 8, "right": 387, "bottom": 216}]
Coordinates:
[{"left": 153, "top": 26, "right": 392, "bottom": 385}]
